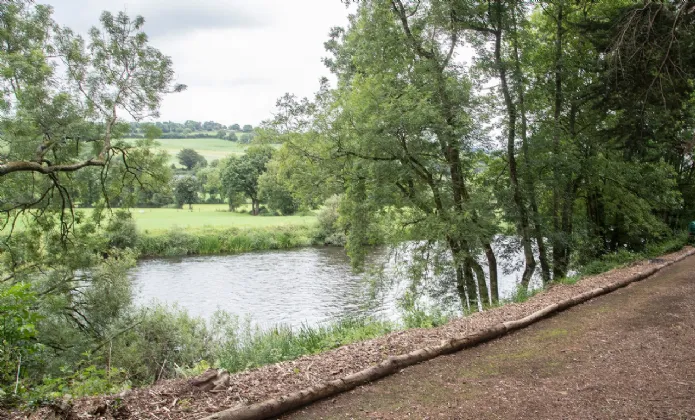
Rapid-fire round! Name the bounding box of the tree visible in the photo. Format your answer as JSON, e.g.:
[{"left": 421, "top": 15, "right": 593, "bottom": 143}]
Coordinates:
[
  {"left": 0, "top": 4, "right": 185, "bottom": 235},
  {"left": 217, "top": 129, "right": 227, "bottom": 139},
  {"left": 221, "top": 145, "right": 273, "bottom": 215},
  {"left": 230, "top": 123, "right": 241, "bottom": 131},
  {"left": 258, "top": 161, "right": 299, "bottom": 215},
  {"left": 270, "top": 1, "right": 498, "bottom": 308},
  {"left": 0, "top": 1, "right": 181, "bottom": 395},
  {"left": 143, "top": 124, "right": 163, "bottom": 141},
  {"left": 174, "top": 176, "right": 199, "bottom": 210},
  {"left": 242, "top": 124, "right": 253, "bottom": 132},
  {"left": 227, "top": 132, "right": 239, "bottom": 142},
  {"left": 177, "top": 148, "right": 207, "bottom": 170},
  {"left": 240, "top": 133, "right": 254, "bottom": 144}
]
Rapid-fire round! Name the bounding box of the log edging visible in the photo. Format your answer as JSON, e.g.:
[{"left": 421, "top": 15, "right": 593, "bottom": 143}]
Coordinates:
[{"left": 201, "top": 248, "right": 695, "bottom": 420}]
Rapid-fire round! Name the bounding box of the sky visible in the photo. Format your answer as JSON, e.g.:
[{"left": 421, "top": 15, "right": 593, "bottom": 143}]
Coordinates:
[{"left": 46, "top": 0, "right": 353, "bottom": 126}]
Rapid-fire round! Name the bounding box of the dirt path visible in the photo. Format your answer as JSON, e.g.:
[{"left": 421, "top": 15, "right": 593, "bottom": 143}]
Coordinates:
[{"left": 284, "top": 255, "right": 695, "bottom": 420}]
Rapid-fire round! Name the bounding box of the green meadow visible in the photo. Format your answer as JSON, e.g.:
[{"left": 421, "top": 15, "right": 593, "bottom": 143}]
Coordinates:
[
  {"left": 129, "top": 204, "right": 316, "bottom": 233},
  {"left": 123, "top": 137, "right": 251, "bottom": 167}
]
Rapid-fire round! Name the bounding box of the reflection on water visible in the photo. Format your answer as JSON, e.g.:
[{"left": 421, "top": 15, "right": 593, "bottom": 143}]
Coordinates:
[{"left": 132, "top": 242, "right": 531, "bottom": 328}]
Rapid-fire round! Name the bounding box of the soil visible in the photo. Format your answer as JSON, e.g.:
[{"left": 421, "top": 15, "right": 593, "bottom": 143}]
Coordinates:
[
  {"left": 7, "top": 248, "right": 695, "bottom": 420},
  {"left": 284, "top": 251, "right": 695, "bottom": 420}
]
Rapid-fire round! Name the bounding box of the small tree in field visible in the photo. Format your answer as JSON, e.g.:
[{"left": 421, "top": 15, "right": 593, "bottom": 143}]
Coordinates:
[
  {"left": 174, "top": 176, "right": 198, "bottom": 210},
  {"left": 221, "top": 145, "right": 273, "bottom": 215},
  {"left": 177, "top": 148, "right": 206, "bottom": 170}
]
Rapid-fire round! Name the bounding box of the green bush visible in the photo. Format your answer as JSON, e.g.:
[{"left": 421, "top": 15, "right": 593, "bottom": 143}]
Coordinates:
[
  {"left": 32, "top": 363, "right": 130, "bottom": 401},
  {"left": 104, "top": 211, "right": 139, "bottom": 250},
  {"left": 315, "top": 195, "right": 346, "bottom": 245},
  {"left": 398, "top": 291, "right": 449, "bottom": 329},
  {"left": 0, "top": 283, "right": 40, "bottom": 397},
  {"left": 109, "top": 304, "right": 213, "bottom": 385}
]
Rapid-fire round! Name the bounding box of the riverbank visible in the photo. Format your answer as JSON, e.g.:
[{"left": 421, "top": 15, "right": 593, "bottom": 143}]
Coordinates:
[
  {"left": 18, "top": 246, "right": 693, "bottom": 419},
  {"left": 136, "top": 224, "right": 320, "bottom": 257}
]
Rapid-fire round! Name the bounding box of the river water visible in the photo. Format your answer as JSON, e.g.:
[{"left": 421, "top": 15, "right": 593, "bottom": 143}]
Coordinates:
[{"left": 132, "top": 244, "right": 529, "bottom": 328}]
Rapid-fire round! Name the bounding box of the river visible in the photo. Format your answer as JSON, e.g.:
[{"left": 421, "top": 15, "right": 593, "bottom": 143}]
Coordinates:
[{"left": 132, "top": 244, "right": 530, "bottom": 329}]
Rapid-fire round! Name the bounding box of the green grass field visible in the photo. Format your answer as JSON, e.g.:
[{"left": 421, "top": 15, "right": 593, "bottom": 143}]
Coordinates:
[
  {"left": 3, "top": 205, "right": 316, "bottom": 234},
  {"left": 123, "top": 138, "right": 251, "bottom": 167},
  {"left": 127, "top": 204, "right": 316, "bottom": 232}
]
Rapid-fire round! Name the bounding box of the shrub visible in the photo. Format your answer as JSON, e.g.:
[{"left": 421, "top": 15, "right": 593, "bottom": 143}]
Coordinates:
[
  {"left": 104, "top": 211, "right": 139, "bottom": 250},
  {"left": 0, "top": 283, "right": 40, "bottom": 397},
  {"left": 136, "top": 226, "right": 317, "bottom": 257},
  {"left": 109, "top": 304, "right": 213, "bottom": 385},
  {"left": 315, "top": 195, "right": 346, "bottom": 245},
  {"left": 32, "top": 363, "right": 130, "bottom": 401}
]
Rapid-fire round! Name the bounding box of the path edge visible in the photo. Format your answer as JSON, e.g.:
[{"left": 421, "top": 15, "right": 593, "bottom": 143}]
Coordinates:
[{"left": 201, "top": 248, "right": 695, "bottom": 420}]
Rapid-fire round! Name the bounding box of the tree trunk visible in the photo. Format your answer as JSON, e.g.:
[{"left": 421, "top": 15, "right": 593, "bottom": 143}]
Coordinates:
[
  {"left": 493, "top": 17, "right": 536, "bottom": 290},
  {"left": 510, "top": 7, "right": 551, "bottom": 285},
  {"left": 551, "top": 2, "right": 565, "bottom": 280},
  {"left": 463, "top": 261, "right": 478, "bottom": 311},
  {"left": 470, "top": 257, "right": 490, "bottom": 307},
  {"left": 483, "top": 242, "right": 499, "bottom": 304},
  {"left": 454, "top": 264, "right": 467, "bottom": 312},
  {"left": 554, "top": 102, "right": 579, "bottom": 278},
  {"left": 449, "top": 238, "right": 478, "bottom": 311}
]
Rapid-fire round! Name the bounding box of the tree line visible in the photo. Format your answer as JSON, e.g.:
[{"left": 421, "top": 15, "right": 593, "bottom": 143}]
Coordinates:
[
  {"left": 128, "top": 121, "right": 256, "bottom": 142},
  {"left": 172, "top": 146, "right": 299, "bottom": 216}
]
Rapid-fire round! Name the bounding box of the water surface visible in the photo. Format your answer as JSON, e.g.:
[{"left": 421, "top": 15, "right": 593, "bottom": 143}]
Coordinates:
[{"left": 132, "top": 244, "right": 529, "bottom": 328}]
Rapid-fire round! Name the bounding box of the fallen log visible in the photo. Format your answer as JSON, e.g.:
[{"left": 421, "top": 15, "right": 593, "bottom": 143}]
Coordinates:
[{"left": 201, "top": 248, "right": 695, "bottom": 420}]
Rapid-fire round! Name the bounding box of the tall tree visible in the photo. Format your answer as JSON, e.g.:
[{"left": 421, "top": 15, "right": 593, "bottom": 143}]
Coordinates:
[
  {"left": 221, "top": 145, "right": 273, "bottom": 215},
  {"left": 174, "top": 176, "right": 198, "bottom": 210},
  {"left": 278, "top": 0, "right": 501, "bottom": 308}
]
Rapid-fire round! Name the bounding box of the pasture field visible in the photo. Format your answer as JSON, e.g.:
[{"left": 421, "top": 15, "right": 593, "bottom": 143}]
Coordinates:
[
  {"left": 3, "top": 205, "right": 316, "bottom": 234},
  {"left": 123, "top": 138, "right": 250, "bottom": 167},
  {"left": 124, "top": 204, "right": 316, "bottom": 232}
]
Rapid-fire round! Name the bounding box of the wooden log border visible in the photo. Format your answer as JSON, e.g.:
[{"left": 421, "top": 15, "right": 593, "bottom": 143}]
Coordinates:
[{"left": 201, "top": 248, "right": 695, "bottom": 420}]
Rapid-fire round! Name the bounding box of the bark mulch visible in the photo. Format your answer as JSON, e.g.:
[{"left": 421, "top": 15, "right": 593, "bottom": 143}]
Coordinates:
[{"left": 9, "top": 248, "right": 694, "bottom": 420}]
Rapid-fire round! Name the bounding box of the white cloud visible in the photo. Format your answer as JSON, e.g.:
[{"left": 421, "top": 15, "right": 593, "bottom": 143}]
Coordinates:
[{"left": 46, "top": 0, "right": 352, "bottom": 125}]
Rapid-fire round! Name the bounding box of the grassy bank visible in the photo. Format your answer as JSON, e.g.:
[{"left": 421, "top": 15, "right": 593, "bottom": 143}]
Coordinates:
[
  {"left": 8, "top": 237, "right": 690, "bottom": 407},
  {"left": 136, "top": 224, "right": 319, "bottom": 257},
  {"left": 208, "top": 235, "right": 691, "bottom": 376},
  {"left": 211, "top": 315, "right": 397, "bottom": 374}
]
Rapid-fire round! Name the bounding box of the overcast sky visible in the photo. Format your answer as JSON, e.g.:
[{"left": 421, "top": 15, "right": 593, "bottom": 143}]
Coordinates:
[{"left": 46, "top": 0, "right": 352, "bottom": 126}]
